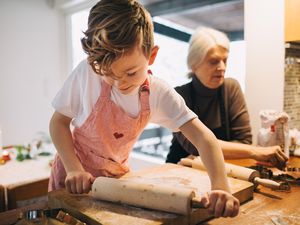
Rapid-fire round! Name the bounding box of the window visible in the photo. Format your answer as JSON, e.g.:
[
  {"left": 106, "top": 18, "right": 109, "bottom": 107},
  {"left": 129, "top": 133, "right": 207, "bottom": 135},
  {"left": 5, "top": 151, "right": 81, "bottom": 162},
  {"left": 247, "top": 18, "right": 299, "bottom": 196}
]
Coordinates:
[
  {"left": 151, "top": 33, "right": 190, "bottom": 87},
  {"left": 70, "top": 10, "right": 89, "bottom": 70}
]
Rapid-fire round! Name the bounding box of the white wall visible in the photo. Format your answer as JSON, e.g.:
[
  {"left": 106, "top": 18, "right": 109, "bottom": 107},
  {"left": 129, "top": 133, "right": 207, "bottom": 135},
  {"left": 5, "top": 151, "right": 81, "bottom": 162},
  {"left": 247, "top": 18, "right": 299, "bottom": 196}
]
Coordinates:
[
  {"left": 0, "top": 0, "right": 66, "bottom": 145},
  {"left": 244, "top": 0, "right": 285, "bottom": 144}
]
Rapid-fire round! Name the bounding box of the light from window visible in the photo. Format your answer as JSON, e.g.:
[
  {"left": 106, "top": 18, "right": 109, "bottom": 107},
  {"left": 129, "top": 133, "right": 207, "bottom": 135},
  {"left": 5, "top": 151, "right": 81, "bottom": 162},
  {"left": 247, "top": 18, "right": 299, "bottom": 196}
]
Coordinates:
[
  {"left": 151, "top": 33, "right": 190, "bottom": 87},
  {"left": 226, "top": 40, "right": 246, "bottom": 92},
  {"left": 71, "top": 10, "right": 89, "bottom": 69}
]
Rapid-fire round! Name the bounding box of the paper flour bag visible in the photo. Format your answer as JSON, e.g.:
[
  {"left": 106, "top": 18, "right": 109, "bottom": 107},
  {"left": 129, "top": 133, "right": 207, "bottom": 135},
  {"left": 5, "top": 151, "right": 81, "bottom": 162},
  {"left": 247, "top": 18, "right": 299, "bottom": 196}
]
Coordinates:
[{"left": 257, "top": 110, "right": 290, "bottom": 157}]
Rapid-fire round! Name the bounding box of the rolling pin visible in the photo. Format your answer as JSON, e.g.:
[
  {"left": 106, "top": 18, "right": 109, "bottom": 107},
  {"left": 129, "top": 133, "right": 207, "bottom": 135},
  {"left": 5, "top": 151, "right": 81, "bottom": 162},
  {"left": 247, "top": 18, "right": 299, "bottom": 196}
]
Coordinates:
[
  {"left": 91, "top": 176, "right": 204, "bottom": 215},
  {"left": 180, "top": 157, "right": 286, "bottom": 190}
]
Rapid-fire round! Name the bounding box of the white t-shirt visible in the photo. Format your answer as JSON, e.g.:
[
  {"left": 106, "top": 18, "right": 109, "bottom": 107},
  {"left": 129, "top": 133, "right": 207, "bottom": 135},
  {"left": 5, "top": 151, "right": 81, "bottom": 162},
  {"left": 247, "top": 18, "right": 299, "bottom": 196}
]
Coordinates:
[{"left": 52, "top": 60, "right": 196, "bottom": 132}]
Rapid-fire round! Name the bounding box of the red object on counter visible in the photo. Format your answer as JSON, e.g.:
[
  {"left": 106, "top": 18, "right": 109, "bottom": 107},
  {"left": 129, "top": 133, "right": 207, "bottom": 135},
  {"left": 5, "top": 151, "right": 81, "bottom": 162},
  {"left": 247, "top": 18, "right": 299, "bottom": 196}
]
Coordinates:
[{"left": 2, "top": 150, "right": 11, "bottom": 161}]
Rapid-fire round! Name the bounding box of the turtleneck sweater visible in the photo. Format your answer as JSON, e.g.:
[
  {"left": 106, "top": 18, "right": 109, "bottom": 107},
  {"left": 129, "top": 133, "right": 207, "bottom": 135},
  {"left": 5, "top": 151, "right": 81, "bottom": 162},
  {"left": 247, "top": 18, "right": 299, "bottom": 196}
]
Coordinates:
[
  {"left": 189, "top": 75, "right": 222, "bottom": 129},
  {"left": 166, "top": 76, "right": 252, "bottom": 163}
]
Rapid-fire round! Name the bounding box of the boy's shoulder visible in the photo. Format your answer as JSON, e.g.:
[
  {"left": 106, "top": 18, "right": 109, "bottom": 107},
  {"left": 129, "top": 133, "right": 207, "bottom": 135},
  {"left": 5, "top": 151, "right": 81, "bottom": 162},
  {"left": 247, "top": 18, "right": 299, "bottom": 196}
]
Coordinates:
[
  {"left": 150, "top": 75, "right": 166, "bottom": 84},
  {"left": 71, "top": 59, "right": 101, "bottom": 81},
  {"left": 62, "top": 59, "right": 102, "bottom": 95},
  {"left": 149, "top": 76, "right": 174, "bottom": 93},
  {"left": 73, "top": 59, "right": 93, "bottom": 75}
]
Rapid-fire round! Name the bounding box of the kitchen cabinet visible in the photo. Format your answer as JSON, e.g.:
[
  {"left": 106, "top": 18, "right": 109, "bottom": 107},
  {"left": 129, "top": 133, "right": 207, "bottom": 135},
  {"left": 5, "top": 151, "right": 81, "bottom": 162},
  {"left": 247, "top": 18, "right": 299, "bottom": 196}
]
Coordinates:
[{"left": 285, "top": 0, "right": 300, "bottom": 42}]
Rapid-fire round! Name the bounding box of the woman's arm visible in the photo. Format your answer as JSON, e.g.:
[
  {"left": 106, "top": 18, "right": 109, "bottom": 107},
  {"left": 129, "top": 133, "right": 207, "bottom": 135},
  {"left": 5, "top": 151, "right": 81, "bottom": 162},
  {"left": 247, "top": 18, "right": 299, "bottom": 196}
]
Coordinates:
[
  {"left": 173, "top": 132, "right": 287, "bottom": 169},
  {"left": 219, "top": 140, "right": 288, "bottom": 169}
]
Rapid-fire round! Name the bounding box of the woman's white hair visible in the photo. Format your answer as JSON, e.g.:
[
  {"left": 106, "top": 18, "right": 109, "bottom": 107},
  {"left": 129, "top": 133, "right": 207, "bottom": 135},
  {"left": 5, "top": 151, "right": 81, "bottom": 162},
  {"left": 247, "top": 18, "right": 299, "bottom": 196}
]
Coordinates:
[{"left": 187, "top": 27, "right": 230, "bottom": 73}]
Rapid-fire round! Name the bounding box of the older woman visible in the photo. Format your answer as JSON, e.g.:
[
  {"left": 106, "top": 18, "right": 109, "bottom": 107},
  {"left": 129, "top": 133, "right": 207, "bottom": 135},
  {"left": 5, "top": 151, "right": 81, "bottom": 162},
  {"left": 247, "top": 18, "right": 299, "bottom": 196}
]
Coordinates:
[{"left": 166, "top": 27, "right": 287, "bottom": 169}]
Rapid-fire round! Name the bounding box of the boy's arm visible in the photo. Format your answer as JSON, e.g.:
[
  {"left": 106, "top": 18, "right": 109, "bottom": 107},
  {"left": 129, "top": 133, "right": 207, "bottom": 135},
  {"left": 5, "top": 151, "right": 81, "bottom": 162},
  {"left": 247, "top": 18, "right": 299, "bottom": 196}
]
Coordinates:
[
  {"left": 49, "top": 111, "right": 94, "bottom": 193},
  {"left": 179, "top": 118, "right": 239, "bottom": 218},
  {"left": 179, "top": 118, "right": 229, "bottom": 191}
]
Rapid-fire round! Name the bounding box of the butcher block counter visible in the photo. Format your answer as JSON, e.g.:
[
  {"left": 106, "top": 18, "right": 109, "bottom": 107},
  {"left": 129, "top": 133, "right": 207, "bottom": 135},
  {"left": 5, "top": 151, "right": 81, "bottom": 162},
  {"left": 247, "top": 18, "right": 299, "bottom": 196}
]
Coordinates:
[
  {"left": 48, "top": 163, "right": 254, "bottom": 225},
  {"left": 1, "top": 158, "right": 299, "bottom": 224},
  {"left": 204, "top": 157, "right": 300, "bottom": 225}
]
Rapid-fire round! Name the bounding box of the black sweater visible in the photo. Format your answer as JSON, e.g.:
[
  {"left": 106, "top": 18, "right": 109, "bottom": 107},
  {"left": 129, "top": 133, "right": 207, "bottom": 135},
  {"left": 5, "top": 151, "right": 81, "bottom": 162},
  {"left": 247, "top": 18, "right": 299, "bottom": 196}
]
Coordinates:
[{"left": 166, "top": 76, "right": 252, "bottom": 163}]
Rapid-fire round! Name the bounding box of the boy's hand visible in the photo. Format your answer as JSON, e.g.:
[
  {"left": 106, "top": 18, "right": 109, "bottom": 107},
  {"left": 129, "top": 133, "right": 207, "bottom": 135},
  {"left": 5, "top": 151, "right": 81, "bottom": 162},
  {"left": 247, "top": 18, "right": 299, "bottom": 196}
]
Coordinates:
[
  {"left": 65, "top": 171, "right": 95, "bottom": 194},
  {"left": 201, "top": 190, "right": 240, "bottom": 218}
]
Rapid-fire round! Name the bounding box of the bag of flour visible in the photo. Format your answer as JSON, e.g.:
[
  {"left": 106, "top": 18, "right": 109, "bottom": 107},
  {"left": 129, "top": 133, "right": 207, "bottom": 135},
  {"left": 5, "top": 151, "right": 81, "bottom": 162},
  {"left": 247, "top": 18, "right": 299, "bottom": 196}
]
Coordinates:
[{"left": 257, "top": 110, "right": 290, "bottom": 157}]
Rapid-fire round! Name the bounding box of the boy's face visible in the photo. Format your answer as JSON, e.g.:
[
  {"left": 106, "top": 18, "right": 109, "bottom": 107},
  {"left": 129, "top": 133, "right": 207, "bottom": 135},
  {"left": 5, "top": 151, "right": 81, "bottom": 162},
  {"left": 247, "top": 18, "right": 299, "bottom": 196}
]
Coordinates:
[{"left": 102, "top": 45, "right": 158, "bottom": 95}]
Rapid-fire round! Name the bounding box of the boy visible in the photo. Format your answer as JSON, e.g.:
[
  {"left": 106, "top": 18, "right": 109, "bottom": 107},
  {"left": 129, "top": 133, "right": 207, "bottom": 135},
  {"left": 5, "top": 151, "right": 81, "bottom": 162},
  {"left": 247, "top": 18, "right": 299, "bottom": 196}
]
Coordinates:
[{"left": 49, "top": 0, "right": 239, "bottom": 218}]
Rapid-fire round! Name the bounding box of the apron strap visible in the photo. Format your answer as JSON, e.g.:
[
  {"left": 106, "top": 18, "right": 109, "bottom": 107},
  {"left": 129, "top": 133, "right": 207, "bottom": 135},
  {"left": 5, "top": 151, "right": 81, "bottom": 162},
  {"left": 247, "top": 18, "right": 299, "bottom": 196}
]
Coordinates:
[
  {"left": 139, "top": 71, "right": 151, "bottom": 112},
  {"left": 100, "top": 79, "right": 112, "bottom": 98}
]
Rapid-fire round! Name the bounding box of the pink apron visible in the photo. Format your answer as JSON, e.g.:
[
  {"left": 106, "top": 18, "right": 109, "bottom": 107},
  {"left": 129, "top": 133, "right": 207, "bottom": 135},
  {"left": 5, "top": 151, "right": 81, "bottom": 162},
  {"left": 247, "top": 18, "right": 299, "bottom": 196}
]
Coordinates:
[{"left": 49, "top": 78, "right": 150, "bottom": 191}]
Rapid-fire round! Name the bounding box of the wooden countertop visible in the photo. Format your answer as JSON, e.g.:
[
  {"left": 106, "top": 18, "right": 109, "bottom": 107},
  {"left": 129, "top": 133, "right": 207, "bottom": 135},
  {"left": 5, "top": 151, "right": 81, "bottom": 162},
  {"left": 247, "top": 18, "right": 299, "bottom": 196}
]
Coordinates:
[
  {"left": 1, "top": 157, "right": 299, "bottom": 225},
  {"left": 48, "top": 163, "right": 254, "bottom": 225},
  {"left": 0, "top": 154, "right": 53, "bottom": 188},
  {"left": 203, "top": 157, "right": 300, "bottom": 225}
]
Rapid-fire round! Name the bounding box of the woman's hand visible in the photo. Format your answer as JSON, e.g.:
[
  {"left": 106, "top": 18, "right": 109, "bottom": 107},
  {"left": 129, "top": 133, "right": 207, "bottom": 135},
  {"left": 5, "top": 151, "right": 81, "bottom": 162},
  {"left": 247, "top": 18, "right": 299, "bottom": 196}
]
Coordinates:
[
  {"left": 253, "top": 145, "right": 288, "bottom": 169},
  {"left": 65, "top": 171, "right": 95, "bottom": 194},
  {"left": 200, "top": 190, "right": 240, "bottom": 218}
]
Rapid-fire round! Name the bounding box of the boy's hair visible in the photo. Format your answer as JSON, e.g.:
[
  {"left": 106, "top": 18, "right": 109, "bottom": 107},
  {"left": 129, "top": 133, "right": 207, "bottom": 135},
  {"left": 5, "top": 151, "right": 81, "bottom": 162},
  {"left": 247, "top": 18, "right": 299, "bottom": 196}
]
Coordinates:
[{"left": 81, "top": 0, "right": 154, "bottom": 76}]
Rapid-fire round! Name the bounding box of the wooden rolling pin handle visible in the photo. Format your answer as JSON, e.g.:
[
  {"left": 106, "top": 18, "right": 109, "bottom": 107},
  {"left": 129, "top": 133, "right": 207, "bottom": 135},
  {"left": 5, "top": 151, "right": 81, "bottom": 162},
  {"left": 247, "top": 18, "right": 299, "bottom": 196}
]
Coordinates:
[
  {"left": 253, "top": 177, "right": 280, "bottom": 189},
  {"left": 191, "top": 196, "right": 205, "bottom": 209}
]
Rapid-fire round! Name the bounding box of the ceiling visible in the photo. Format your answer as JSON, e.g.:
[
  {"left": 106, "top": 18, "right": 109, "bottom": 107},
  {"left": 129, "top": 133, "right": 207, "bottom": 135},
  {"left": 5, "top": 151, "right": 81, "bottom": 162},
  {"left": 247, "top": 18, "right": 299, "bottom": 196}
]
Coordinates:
[
  {"left": 54, "top": 0, "right": 244, "bottom": 41},
  {"left": 141, "top": 0, "right": 244, "bottom": 41}
]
